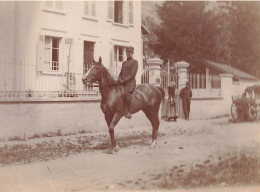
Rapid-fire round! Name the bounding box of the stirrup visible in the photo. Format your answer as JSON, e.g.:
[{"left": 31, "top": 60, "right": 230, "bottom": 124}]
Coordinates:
[{"left": 125, "top": 113, "right": 132, "bottom": 119}]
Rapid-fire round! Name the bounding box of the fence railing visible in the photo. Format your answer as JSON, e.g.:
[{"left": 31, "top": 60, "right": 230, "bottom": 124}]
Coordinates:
[
  {"left": 141, "top": 68, "right": 222, "bottom": 98},
  {"left": 0, "top": 58, "right": 223, "bottom": 100},
  {"left": 0, "top": 58, "right": 100, "bottom": 100},
  {"left": 189, "top": 73, "right": 221, "bottom": 89},
  {"left": 189, "top": 73, "right": 221, "bottom": 98},
  {"left": 141, "top": 68, "right": 150, "bottom": 84}
]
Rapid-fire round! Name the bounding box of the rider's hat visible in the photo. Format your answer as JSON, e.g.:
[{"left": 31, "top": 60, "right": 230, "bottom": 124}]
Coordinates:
[{"left": 126, "top": 46, "right": 134, "bottom": 53}]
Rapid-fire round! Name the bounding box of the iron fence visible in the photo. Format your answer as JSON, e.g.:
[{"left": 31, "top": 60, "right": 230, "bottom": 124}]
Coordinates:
[
  {"left": 189, "top": 73, "right": 221, "bottom": 98},
  {"left": 141, "top": 68, "right": 222, "bottom": 98},
  {"left": 0, "top": 58, "right": 100, "bottom": 100}
]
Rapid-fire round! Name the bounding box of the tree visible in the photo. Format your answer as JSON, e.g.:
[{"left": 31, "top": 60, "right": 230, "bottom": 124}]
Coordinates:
[
  {"left": 142, "top": 16, "right": 159, "bottom": 60},
  {"left": 145, "top": 1, "right": 260, "bottom": 78},
  {"left": 213, "top": 2, "right": 233, "bottom": 65},
  {"left": 226, "top": 2, "right": 260, "bottom": 78},
  {"left": 151, "top": 1, "right": 221, "bottom": 72}
]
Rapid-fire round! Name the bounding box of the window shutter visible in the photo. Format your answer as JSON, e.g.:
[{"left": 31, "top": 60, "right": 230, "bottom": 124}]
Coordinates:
[
  {"left": 56, "top": 1, "right": 63, "bottom": 10},
  {"left": 108, "top": 1, "right": 114, "bottom": 21},
  {"left": 59, "top": 38, "right": 66, "bottom": 72},
  {"left": 110, "top": 45, "right": 115, "bottom": 77},
  {"left": 37, "top": 35, "right": 48, "bottom": 71},
  {"left": 45, "top": 1, "right": 53, "bottom": 8},
  {"left": 84, "top": 2, "right": 89, "bottom": 15},
  {"left": 128, "top": 1, "right": 133, "bottom": 25},
  {"left": 111, "top": 45, "right": 114, "bottom": 68},
  {"left": 91, "top": 2, "right": 96, "bottom": 17}
]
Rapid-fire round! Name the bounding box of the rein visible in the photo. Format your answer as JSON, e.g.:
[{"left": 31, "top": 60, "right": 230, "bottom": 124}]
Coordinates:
[
  {"left": 83, "top": 66, "right": 120, "bottom": 87},
  {"left": 85, "top": 81, "right": 119, "bottom": 87}
]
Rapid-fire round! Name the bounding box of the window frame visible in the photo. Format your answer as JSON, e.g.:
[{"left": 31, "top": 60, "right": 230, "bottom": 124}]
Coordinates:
[
  {"left": 107, "top": 0, "right": 133, "bottom": 27},
  {"left": 128, "top": 0, "right": 134, "bottom": 26},
  {"left": 45, "top": 36, "right": 61, "bottom": 72},
  {"left": 83, "top": 41, "right": 95, "bottom": 75},
  {"left": 114, "top": 1, "right": 124, "bottom": 24},
  {"left": 82, "top": 1, "right": 98, "bottom": 21},
  {"left": 114, "top": 45, "right": 126, "bottom": 75},
  {"left": 43, "top": 1, "right": 66, "bottom": 15}
]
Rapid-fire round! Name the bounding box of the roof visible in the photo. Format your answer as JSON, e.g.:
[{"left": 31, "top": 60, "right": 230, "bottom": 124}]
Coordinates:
[
  {"left": 205, "top": 60, "right": 258, "bottom": 81},
  {"left": 141, "top": 23, "right": 150, "bottom": 35}
]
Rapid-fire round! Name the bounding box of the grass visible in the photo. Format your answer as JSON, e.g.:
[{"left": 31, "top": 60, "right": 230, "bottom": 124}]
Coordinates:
[
  {"left": 154, "top": 145, "right": 260, "bottom": 189},
  {"left": 0, "top": 137, "right": 93, "bottom": 165},
  {"left": 0, "top": 131, "right": 159, "bottom": 165},
  {"left": 7, "top": 129, "right": 89, "bottom": 141},
  {"left": 209, "top": 113, "right": 230, "bottom": 120},
  {"left": 8, "top": 136, "right": 25, "bottom": 141}
]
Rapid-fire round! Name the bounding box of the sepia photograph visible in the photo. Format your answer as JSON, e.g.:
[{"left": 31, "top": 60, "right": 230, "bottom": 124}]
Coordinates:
[{"left": 0, "top": 0, "right": 260, "bottom": 191}]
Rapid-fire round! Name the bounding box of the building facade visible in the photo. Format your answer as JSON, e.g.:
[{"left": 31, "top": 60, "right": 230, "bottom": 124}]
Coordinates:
[{"left": 0, "top": 1, "right": 142, "bottom": 94}]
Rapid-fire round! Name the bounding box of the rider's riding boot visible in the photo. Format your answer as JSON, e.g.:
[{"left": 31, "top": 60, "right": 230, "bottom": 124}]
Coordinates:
[
  {"left": 125, "top": 109, "right": 132, "bottom": 119},
  {"left": 125, "top": 94, "right": 132, "bottom": 119}
]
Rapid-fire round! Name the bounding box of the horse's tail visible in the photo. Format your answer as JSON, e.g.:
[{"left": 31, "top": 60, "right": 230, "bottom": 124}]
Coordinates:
[
  {"left": 158, "top": 86, "right": 165, "bottom": 103},
  {"left": 157, "top": 86, "right": 166, "bottom": 119},
  {"left": 157, "top": 86, "right": 165, "bottom": 108}
]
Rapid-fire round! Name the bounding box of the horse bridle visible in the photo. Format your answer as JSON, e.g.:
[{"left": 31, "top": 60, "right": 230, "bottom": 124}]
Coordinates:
[
  {"left": 84, "top": 67, "right": 119, "bottom": 87},
  {"left": 85, "top": 81, "right": 119, "bottom": 87}
]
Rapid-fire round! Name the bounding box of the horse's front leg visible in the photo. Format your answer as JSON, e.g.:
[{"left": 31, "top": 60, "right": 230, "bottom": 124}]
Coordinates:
[{"left": 109, "top": 112, "right": 123, "bottom": 150}]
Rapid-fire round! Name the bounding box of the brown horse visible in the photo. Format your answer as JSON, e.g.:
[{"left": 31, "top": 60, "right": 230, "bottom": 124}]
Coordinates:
[{"left": 82, "top": 57, "right": 165, "bottom": 151}]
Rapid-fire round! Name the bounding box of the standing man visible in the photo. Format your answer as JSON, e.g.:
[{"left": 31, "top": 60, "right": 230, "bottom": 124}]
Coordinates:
[
  {"left": 179, "top": 82, "right": 192, "bottom": 120},
  {"left": 117, "top": 46, "right": 138, "bottom": 119}
]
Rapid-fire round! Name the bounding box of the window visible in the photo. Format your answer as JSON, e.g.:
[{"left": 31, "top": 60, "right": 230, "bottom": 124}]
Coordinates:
[
  {"left": 84, "top": 1, "right": 96, "bottom": 17},
  {"left": 118, "top": 47, "right": 124, "bottom": 61},
  {"left": 108, "top": 0, "right": 133, "bottom": 26},
  {"left": 108, "top": 1, "right": 114, "bottom": 20},
  {"left": 211, "top": 75, "right": 221, "bottom": 89},
  {"left": 114, "top": 46, "right": 126, "bottom": 75},
  {"left": 44, "top": 1, "right": 64, "bottom": 12},
  {"left": 45, "top": 36, "right": 60, "bottom": 71},
  {"left": 114, "top": 46, "right": 125, "bottom": 63},
  {"left": 114, "top": 1, "right": 123, "bottom": 24}
]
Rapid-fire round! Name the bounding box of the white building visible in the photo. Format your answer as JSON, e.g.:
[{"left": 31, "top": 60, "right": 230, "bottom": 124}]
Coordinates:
[{"left": 0, "top": 1, "right": 143, "bottom": 95}]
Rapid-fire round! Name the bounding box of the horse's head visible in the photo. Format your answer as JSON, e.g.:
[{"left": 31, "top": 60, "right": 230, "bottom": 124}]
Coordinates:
[{"left": 82, "top": 57, "right": 103, "bottom": 84}]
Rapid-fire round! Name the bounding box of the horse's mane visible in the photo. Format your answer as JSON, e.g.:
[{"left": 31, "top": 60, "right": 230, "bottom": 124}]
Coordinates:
[{"left": 101, "top": 66, "right": 117, "bottom": 84}]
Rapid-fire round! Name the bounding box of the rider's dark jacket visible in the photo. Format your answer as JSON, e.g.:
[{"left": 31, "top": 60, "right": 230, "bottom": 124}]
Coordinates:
[
  {"left": 179, "top": 86, "right": 192, "bottom": 101},
  {"left": 118, "top": 57, "right": 138, "bottom": 93}
]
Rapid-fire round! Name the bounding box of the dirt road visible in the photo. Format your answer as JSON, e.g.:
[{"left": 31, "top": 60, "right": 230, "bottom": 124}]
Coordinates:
[{"left": 0, "top": 117, "right": 260, "bottom": 192}]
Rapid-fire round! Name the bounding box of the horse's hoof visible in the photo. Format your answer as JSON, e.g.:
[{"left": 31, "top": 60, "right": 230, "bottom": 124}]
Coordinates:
[
  {"left": 113, "top": 145, "right": 120, "bottom": 152},
  {"left": 102, "top": 149, "right": 114, "bottom": 154},
  {"left": 150, "top": 141, "right": 157, "bottom": 149}
]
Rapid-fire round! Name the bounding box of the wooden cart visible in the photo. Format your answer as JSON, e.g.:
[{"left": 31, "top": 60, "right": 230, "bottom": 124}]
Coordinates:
[{"left": 231, "top": 85, "right": 260, "bottom": 122}]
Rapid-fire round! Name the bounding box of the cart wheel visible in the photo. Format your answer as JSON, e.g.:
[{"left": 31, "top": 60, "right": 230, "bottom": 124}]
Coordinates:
[
  {"left": 231, "top": 103, "right": 241, "bottom": 122},
  {"left": 247, "top": 105, "right": 257, "bottom": 121}
]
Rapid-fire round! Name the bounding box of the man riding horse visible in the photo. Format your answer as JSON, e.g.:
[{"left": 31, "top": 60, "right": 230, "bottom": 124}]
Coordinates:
[
  {"left": 82, "top": 55, "right": 165, "bottom": 150},
  {"left": 117, "top": 46, "right": 138, "bottom": 119}
]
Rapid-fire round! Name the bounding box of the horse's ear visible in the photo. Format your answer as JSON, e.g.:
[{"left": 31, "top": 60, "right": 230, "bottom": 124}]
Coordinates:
[{"left": 99, "top": 57, "right": 102, "bottom": 64}]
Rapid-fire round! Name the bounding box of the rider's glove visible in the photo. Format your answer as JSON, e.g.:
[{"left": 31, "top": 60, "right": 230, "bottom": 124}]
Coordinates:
[{"left": 117, "top": 79, "right": 124, "bottom": 84}]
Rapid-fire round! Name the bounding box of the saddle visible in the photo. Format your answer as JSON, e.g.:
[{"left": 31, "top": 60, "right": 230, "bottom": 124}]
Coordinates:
[
  {"left": 134, "top": 89, "right": 148, "bottom": 103},
  {"left": 119, "top": 86, "right": 148, "bottom": 103}
]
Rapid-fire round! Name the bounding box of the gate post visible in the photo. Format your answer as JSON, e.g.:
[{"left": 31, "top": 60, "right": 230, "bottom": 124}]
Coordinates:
[
  {"left": 174, "top": 61, "right": 190, "bottom": 119},
  {"left": 146, "top": 58, "right": 163, "bottom": 87}
]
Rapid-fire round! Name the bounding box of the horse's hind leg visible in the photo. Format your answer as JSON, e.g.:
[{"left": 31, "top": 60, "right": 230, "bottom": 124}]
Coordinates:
[
  {"left": 142, "top": 108, "right": 160, "bottom": 142},
  {"left": 151, "top": 114, "right": 159, "bottom": 141}
]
